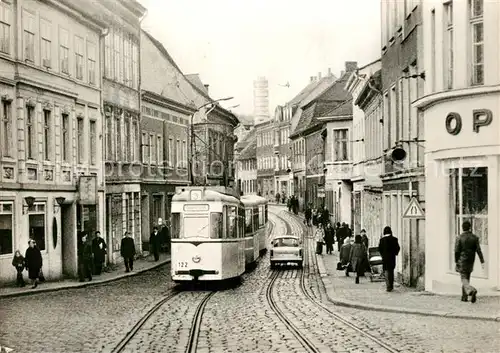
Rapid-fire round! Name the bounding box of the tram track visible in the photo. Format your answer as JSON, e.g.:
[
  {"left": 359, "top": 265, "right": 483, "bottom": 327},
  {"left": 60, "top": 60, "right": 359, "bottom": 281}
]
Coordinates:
[
  {"left": 185, "top": 291, "right": 217, "bottom": 353},
  {"left": 276, "top": 209, "right": 401, "bottom": 353}
]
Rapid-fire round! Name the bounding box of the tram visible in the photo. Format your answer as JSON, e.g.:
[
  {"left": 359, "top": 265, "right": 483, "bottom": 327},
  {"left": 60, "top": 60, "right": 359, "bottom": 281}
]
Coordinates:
[{"left": 170, "top": 186, "right": 268, "bottom": 282}]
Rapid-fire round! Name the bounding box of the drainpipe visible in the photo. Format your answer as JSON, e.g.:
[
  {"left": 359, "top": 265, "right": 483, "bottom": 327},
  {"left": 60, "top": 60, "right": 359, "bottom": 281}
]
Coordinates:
[{"left": 100, "top": 27, "right": 110, "bottom": 264}]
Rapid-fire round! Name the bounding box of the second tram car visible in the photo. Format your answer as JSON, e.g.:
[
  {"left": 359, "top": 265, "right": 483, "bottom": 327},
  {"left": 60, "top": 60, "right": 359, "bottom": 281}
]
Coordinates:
[{"left": 170, "top": 186, "right": 268, "bottom": 282}]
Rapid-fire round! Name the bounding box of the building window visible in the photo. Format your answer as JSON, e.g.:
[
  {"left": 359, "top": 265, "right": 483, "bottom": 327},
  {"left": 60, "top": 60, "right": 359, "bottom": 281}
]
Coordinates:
[
  {"left": 333, "top": 129, "right": 348, "bottom": 161},
  {"left": 26, "top": 105, "right": 35, "bottom": 159},
  {"left": 141, "top": 132, "right": 148, "bottom": 164},
  {"left": 62, "top": 113, "right": 69, "bottom": 162},
  {"left": 43, "top": 110, "right": 51, "bottom": 161},
  {"left": 449, "top": 166, "right": 488, "bottom": 271},
  {"left": 124, "top": 116, "right": 130, "bottom": 162},
  {"left": 29, "top": 206, "right": 46, "bottom": 251},
  {"left": 0, "top": 4, "right": 11, "bottom": 54},
  {"left": 77, "top": 117, "right": 84, "bottom": 163},
  {"left": 113, "top": 28, "right": 121, "bottom": 82},
  {"left": 389, "top": 85, "right": 397, "bottom": 148},
  {"left": 40, "top": 19, "right": 51, "bottom": 68},
  {"left": 149, "top": 134, "right": 156, "bottom": 164},
  {"left": 23, "top": 10, "right": 35, "bottom": 62},
  {"left": 131, "top": 120, "right": 137, "bottom": 162},
  {"left": 182, "top": 140, "right": 187, "bottom": 168},
  {"left": 87, "top": 41, "right": 96, "bottom": 85},
  {"left": 0, "top": 202, "right": 13, "bottom": 255},
  {"left": 1, "top": 99, "right": 12, "bottom": 157},
  {"left": 123, "top": 35, "right": 131, "bottom": 86},
  {"left": 90, "top": 120, "right": 96, "bottom": 165},
  {"left": 157, "top": 136, "right": 162, "bottom": 165},
  {"left": 104, "top": 30, "right": 112, "bottom": 78},
  {"left": 75, "top": 36, "right": 84, "bottom": 80},
  {"left": 115, "top": 114, "right": 121, "bottom": 161},
  {"left": 59, "top": 28, "right": 69, "bottom": 74},
  {"left": 131, "top": 41, "right": 138, "bottom": 89},
  {"left": 168, "top": 137, "right": 173, "bottom": 167},
  {"left": 106, "top": 115, "right": 112, "bottom": 160},
  {"left": 470, "top": 0, "right": 484, "bottom": 85},
  {"left": 444, "top": 1, "right": 454, "bottom": 89},
  {"left": 430, "top": 9, "right": 436, "bottom": 92}
]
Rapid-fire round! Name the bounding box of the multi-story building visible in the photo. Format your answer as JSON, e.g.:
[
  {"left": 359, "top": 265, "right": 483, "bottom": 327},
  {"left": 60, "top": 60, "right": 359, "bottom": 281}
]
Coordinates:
[
  {"left": 233, "top": 115, "right": 253, "bottom": 185},
  {"left": 102, "top": 0, "right": 146, "bottom": 263},
  {"left": 253, "top": 76, "right": 269, "bottom": 125},
  {"left": 352, "top": 69, "right": 384, "bottom": 248},
  {"left": 380, "top": 0, "right": 425, "bottom": 288},
  {"left": 289, "top": 72, "right": 337, "bottom": 211},
  {"left": 416, "top": 0, "right": 500, "bottom": 294},
  {"left": 345, "top": 59, "right": 382, "bottom": 235},
  {"left": 140, "top": 30, "right": 197, "bottom": 246},
  {"left": 236, "top": 129, "right": 257, "bottom": 196},
  {"left": 0, "top": 0, "right": 106, "bottom": 282},
  {"left": 272, "top": 105, "right": 291, "bottom": 202},
  {"left": 256, "top": 119, "right": 275, "bottom": 200}
]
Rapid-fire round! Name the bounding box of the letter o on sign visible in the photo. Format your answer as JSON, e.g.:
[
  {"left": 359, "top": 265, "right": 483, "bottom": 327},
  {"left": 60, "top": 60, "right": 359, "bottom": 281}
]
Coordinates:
[{"left": 446, "top": 112, "right": 462, "bottom": 135}]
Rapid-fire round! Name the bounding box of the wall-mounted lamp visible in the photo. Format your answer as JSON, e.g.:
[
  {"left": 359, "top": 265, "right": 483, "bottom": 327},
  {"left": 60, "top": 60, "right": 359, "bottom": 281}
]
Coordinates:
[
  {"left": 53, "top": 197, "right": 66, "bottom": 213},
  {"left": 23, "top": 196, "right": 36, "bottom": 214}
]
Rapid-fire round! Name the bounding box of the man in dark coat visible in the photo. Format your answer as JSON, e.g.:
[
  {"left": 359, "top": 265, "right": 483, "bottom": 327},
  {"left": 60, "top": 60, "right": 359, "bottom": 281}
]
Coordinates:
[
  {"left": 78, "top": 233, "right": 93, "bottom": 282},
  {"left": 335, "top": 222, "right": 343, "bottom": 252},
  {"left": 160, "top": 222, "right": 171, "bottom": 253},
  {"left": 324, "top": 222, "right": 335, "bottom": 254},
  {"left": 150, "top": 226, "right": 161, "bottom": 261},
  {"left": 321, "top": 207, "right": 330, "bottom": 227},
  {"left": 304, "top": 205, "right": 312, "bottom": 226},
  {"left": 25, "top": 239, "right": 42, "bottom": 288},
  {"left": 455, "top": 220, "right": 485, "bottom": 303},
  {"left": 121, "top": 231, "right": 136, "bottom": 272},
  {"left": 92, "top": 231, "right": 107, "bottom": 275},
  {"left": 378, "top": 226, "right": 400, "bottom": 292}
]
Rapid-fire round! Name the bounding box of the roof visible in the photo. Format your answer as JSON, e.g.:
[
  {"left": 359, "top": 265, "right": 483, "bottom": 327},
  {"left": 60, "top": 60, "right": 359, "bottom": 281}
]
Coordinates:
[
  {"left": 240, "top": 195, "right": 267, "bottom": 206},
  {"left": 355, "top": 70, "right": 382, "bottom": 108},
  {"left": 185, "top": 74, "right": 209, "bottom": 95},
  {"left": 290, "top": 72, "right": 353, "bottom": 137},
  {"left": 237, "top": 114, "right": 254, "bottom": 126},
  {"left": 238, "top": 136, "right": 256, "bottom": 160},
  {"left": 235, "top": 127, "right": 255, "bottom": 151}
]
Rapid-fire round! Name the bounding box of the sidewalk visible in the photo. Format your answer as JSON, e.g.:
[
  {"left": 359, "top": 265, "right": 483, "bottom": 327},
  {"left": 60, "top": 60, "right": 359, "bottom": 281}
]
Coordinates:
[
  {"left": 0, "top": 253, "right": 170, "bottom": 299},
  {"left": 270, "top": 206, "right": 500, "bottom": 321}
]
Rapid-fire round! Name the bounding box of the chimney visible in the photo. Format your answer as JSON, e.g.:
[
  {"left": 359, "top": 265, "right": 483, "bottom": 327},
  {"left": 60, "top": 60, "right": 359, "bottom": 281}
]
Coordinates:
[
  {"left": 204, "top": 84, "right": 209, "bottom": 93},
  {"left": 328, "top": 68, "right": 332, "bottom": 76},
  {"left": 310, "top": 76, "right": 314, "bottom": 82},
  {"left": 318, "top": 72, "right": 322, "bottom": 79},
  {"left": 345, "top": 61, "right": 358, "bottom": 72}
]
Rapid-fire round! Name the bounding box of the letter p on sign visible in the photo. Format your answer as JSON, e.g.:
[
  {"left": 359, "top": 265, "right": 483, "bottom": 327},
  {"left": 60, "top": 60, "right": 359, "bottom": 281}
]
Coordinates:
[{"left": 472, "top": 109, "right": 493, "bottom": 133}]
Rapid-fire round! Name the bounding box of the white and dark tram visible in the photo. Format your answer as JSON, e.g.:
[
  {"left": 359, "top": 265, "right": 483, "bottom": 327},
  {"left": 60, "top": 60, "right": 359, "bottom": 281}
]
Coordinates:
[{"left": 170, "top": 186, "right": 268, "bottom": 282}]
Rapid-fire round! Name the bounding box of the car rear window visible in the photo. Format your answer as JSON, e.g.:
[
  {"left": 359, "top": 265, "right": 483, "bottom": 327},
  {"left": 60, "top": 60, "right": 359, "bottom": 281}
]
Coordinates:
[{"left": 273, "top": 238, "right": 299, "bottom": 247}]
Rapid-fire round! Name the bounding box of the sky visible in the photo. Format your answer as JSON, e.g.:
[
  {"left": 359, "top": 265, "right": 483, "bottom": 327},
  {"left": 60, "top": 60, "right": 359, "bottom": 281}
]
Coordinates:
[{"left": 139, "top": 0, "right": 381, "bottom": 117}]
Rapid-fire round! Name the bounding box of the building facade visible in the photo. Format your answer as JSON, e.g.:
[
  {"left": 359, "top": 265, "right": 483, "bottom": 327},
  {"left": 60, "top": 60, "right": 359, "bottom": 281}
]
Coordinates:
[
  {"left": 416, "top": 0, "right": 500, "bottom": 293},
  {"left": 236, "top": 129, "right": 257, "bottom": 196},
  {"left": 273, "top": 105, "right": 291, "bottom": 201},
  {"left": 380, "top": 0, "right": 425, "bottom": 288},
  {"left": 256, "top": 119, "right": 275, "bottom": 200},
  {"left": 354, "top": 70, "right": 384, "bottom": 248},
  {"left": 102, "top": 0, "right": 146, "bottom": 264},
  {"left": 345, "top": 60, "right": 382, "bottom": 235},
  {"left": 253, "top": 76, "right": 269, "bottom": 125},
  {"left": 0, "top": 0, "right": 106, "bottom": 281}
]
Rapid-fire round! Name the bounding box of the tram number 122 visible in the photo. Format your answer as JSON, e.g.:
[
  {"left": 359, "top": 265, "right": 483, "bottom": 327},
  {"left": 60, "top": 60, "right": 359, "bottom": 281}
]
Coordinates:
[{"left": 178, "top": 262, "right": 188, "bottom": 268}]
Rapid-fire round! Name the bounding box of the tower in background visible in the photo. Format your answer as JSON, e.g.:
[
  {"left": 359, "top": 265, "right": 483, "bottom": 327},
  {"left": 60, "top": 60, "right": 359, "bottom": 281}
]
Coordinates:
[{"left": 253, "top": 76, "right": 269, "bottom": 125}]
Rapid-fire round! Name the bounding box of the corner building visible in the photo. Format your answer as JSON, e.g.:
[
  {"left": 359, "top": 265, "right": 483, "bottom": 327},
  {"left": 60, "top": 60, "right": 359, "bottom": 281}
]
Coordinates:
[
  {"left": 416, "top": 0, "right": 500, "bottom": 293},
  {"left": 0, "top": 0, "right": 106, "bottom": 281}
]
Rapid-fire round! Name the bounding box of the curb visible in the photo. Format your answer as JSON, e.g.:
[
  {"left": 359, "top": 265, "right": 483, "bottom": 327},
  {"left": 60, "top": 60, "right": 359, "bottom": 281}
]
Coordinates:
[
  {"left": 0, "top": 258, "right": 171, "bottom": 299},
  {"left": 281, "top": 210, "right": 500, "bottom": 322}
]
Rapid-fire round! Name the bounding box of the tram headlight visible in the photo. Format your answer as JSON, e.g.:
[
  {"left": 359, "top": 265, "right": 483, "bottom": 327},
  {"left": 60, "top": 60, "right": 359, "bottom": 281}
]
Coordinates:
[{"left": 192, "top": 255, "right": 201, "bottom": 263}]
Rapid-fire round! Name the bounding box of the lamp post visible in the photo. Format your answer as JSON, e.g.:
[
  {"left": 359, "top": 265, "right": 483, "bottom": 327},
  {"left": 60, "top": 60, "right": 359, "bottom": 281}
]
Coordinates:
[{"left": 190, "top": 97, "right": 233, "bottom": 185}]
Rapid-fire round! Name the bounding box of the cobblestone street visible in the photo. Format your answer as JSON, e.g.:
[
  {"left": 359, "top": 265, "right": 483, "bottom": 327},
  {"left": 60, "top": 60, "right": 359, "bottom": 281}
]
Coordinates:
[{"left": 0, "top": 207, "right": 498, "bottom": 353}]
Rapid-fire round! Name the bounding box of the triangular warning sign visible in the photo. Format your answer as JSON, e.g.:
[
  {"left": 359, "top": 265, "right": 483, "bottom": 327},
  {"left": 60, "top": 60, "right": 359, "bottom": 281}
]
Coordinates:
[{"left": 403, "top": 197, "right": 425, "bottom": 218}]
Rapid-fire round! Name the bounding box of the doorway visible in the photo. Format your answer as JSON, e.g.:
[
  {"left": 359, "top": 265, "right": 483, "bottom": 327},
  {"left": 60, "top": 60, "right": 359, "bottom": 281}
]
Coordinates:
[{"left": 61, "top": 204, "right": 77, "bottom": 278}]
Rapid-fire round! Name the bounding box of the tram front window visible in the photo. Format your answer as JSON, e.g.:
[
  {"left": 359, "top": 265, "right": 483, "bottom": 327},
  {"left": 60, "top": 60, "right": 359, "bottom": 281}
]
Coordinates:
[{"left": 184, "top": 216, "right": 209, "bottom": 238}]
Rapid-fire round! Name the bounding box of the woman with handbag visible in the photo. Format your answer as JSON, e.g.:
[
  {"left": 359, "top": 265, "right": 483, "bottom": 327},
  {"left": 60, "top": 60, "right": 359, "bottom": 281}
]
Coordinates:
[
  {"left": 315, "top": 223, "right": 325, "bottom": 255},
  {"left": 25, "top": 239, "right": 43, "bottom": 289}
]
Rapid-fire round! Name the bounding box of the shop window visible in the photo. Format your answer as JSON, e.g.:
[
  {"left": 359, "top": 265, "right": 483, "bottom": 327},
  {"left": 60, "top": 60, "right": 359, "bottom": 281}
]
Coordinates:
[
  {"left": 29, "top": 213, "right": 46, "bottom": 251},
  {"left": 449, "top": 167, "right": 488, "bottom": 272},
  {"left": 0, "top": 202, "right": 13, "bottom": 255},
  {"left": 153, "top": 195, "right": 162, "bottom": 225}
]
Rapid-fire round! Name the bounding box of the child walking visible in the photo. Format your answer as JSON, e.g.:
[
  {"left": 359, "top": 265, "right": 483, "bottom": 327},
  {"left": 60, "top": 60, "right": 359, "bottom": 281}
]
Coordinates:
[{"left": 12, "top": 250, "right": 26, "bottom": 287}]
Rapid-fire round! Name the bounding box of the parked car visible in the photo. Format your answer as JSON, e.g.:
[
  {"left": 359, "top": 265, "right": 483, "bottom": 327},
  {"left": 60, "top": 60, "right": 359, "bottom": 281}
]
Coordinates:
[{"left": 270, "top": 235, "right": 303, "bottom": 269}]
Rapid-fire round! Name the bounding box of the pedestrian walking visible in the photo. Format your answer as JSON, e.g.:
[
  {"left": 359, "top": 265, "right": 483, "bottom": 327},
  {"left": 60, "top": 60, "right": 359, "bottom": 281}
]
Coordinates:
[
  {"left": 78, "top": 233, "right": 93, "bottom": 282},
  {"left": 24, "top": 239, "right": 42, "bottom": 289},
  {"left": 378, "top": 226, "right": 400, "bottom": 292},
  {"left": 340, "top": 237, "right": 354, "bottom": 276},
  {"left": 121, "top": 231, "right": 136, "bottom": 272},
  {"left": 321, "top": 207, "right": 330, "bottom": 227},
  {"left": 314, "top": 223, "right": 325, "bottom": 255},
  {"left": 160, "top": 221, "right": 171, "bottom": 253},
  {"left": 335, "top": 222, "right": 343, "bottom": 252},
  {"left": 150, "top": 226, "right": 161, "bottom": 261},
  {"left": 12, "top": 250, "right": 26, "bottom": 287},
  {"left": 92, "top": 231, "right": 107, "bottom": 275},
  {"left": 455, "top": 220, "right": 485, "bottom": 303},
  {"left": 361, "top": 229, "right": 370, "bottom": 272},
  {"left": 349, "top": 235, "right": 368, "bottom": 284},
  {"left": 305, "top": 205, "right": 312, "bottom": 226},
  {"left": 324, "top": 223, "right": 335, "bottom": 254}
]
